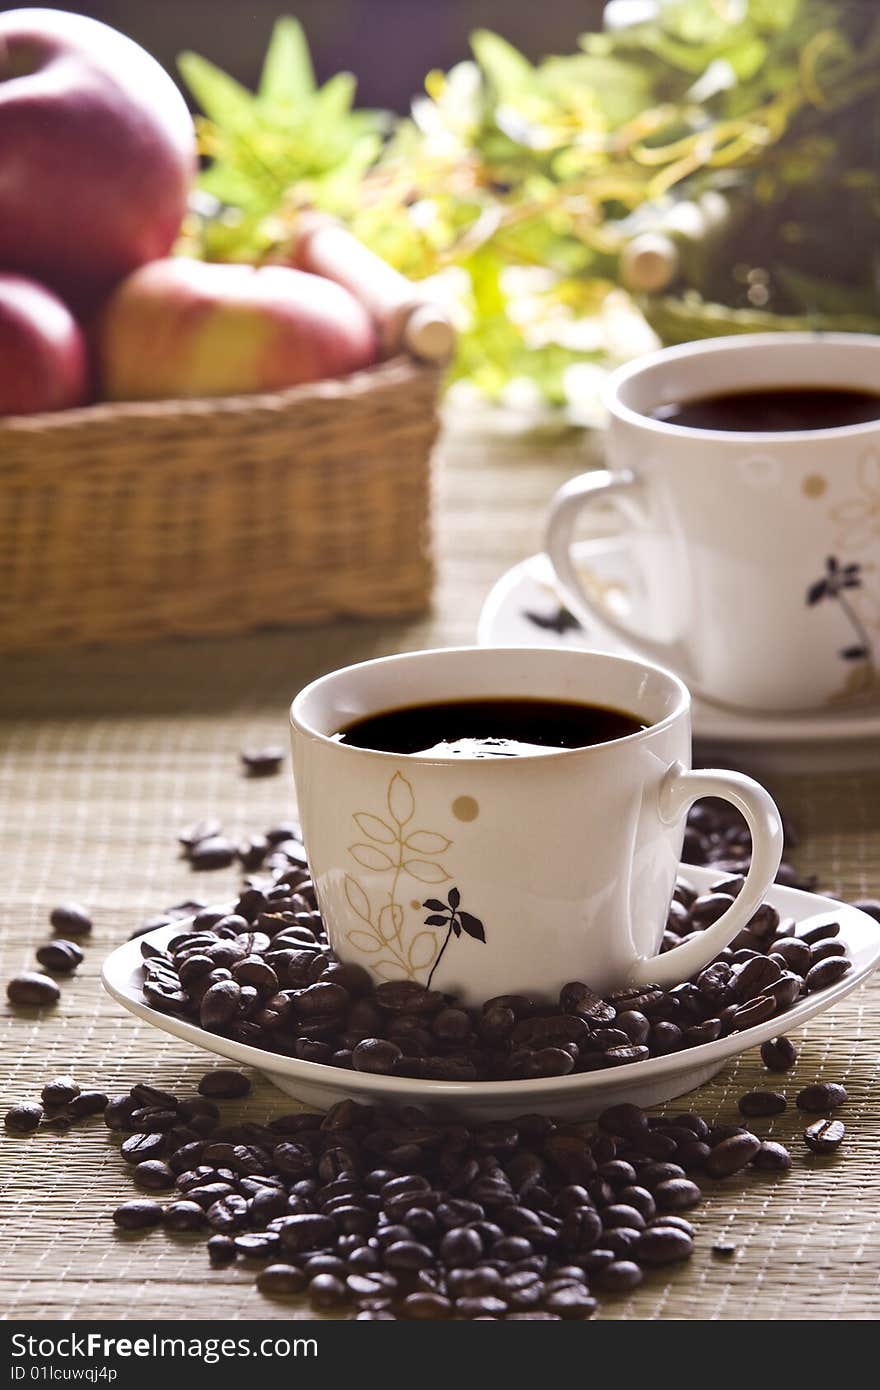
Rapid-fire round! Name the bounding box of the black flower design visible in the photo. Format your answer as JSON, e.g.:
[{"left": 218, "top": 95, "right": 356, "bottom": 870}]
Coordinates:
[
  {"left": 806, "top": 556, "right": 874, "bottom": 664},
  {"left": 523, "top": 605, "right": 582, "bottom": 635},
  {"left": 422, "top": 887, "right": 485, "bottom": 988}
]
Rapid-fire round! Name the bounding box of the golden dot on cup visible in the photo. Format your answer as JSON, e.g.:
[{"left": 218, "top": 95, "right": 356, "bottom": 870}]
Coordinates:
[
  {"left": 452, "top": 795, "right": 479, "bottom": 822},
  {"left": 802, "top": 473, "right": 827, "bottom": 499},
  {"left": 410, "top": 899, "right": 421, "bottom": 911}
]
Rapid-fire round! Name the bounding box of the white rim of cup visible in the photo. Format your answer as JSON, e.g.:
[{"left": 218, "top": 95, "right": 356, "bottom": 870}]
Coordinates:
[
  {"left": 289, "top": 645, "right": 691, "bottom": 765},
  {"left": 604, "top": 331, "right": 880, "bottom": 445}
]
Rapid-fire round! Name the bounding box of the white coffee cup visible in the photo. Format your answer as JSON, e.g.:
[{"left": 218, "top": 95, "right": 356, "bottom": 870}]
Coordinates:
[
  {"left": 290, "top": 647, "right": 782, "bottom": 1005},
  {"left": 545, "top": 333, "right": 880, "bottom": 713}
]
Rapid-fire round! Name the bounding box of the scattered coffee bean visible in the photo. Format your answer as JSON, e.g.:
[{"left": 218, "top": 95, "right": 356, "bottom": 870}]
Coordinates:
[
  {"left": 198, "top": 1070, "right": 251, "bottom": 1100},
  {"left": 207, "top": 1234, "right": 237, "bottom": 1265},
  {"left": 6, "top": 973, "right": 60, "bottom": 1007},
  {"left": 189, "top": 838, "right": 237, "bottom": 871},
  {"left": 66, "top": 1090, "right": 109, "bottom": 1120},
  {"left": 4, "top": 1103, "right": 43, "bottom": 1134},
  {"left": 760, "top": 1037, "right": 797, "bottom": 1072},
  {"left": 738, "top": 1090, "right": 786, "bottom": 1118},
  {"left": 804, "top": 1119, "right": 845, "bottom": 1154},
  {"left": 112, "top": 1201, "right": 163, "bottom": 1230},
  {"left": 241, "top": 747, "right": 285, "bottom": 778},
  {"left": 35, "top": 940, "right": 84, "bottom": 974},
  {"left": 258, "top": 1263, "right": 308, "bottom": 1296},
  {"left": 705, "top": 1133, "right": 761, "bottom": 1178},
  {"left": 163, "top": 1201, "right": 206, "bottom": 1231},
  {"left": 796, "top": 1082, "right": 847, "bottom": 1113},
  {"left": 712, "top": 1241, "right": 737, "bottom": 1258},
  {"left": 49, "top": 903, "right": 92, "bottom": 938},
  {"left": 40, "top": 1077, "right": 80, "bottom": 1108},
  {"left": 752, "top": 1142, "right": 792, "bottom": 1172}
]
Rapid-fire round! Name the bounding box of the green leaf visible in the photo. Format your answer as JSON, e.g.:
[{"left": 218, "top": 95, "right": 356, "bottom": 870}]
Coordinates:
[
  {"left": 471, "top": 29, "right": 533, "bottom": 95},
  {"left": 313, "top": 71, "right": 357, "bottom": 123},
  {"left": 178, "top": 52, "right": 258, "bottom": 131},
  {"left": 258, "top": 17, "right": 315, "bottom": 103}
]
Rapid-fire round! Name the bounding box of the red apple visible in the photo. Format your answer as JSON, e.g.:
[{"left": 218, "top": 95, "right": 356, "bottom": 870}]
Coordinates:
[
  {"left": 96, "top": 259, "right": 379, "bottom": 401},
  {"left": 0, "top": 273, "right": 89, "bottom": 415},
  {"left": 0, "top": 8, "right": 196, "bottom": 312}
]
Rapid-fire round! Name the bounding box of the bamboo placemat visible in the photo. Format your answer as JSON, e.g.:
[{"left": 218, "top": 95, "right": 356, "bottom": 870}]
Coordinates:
[{"left": 1, "top": 422, "right": 878, "bottom": 1320}]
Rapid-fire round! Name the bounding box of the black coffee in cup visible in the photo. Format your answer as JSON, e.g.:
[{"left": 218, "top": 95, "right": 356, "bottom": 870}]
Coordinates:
[
  {"left": 650, "top": 385, "right": 880, "bottom": 433},
  {"left": 336, "top": 697, "right": 645, "bottom": 757}
]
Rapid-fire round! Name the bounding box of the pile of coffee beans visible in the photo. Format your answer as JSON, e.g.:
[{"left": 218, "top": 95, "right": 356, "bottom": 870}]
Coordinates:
[
  {"left": 2, "top": 1071, "right": 851, "bottom": 1318},
  {"left": 5, "top": 902, "right": 92, "bottom": 1010},
  {"left": 135, "top": 824, "right": 853, "bottom": 1082}
]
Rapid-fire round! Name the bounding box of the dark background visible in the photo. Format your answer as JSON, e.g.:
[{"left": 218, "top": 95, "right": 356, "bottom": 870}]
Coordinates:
[{"left": 12, "top": 1, "right": 608, "bottom": 110}]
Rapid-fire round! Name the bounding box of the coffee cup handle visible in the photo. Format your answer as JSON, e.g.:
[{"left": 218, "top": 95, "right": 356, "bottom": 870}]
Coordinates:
[
  {"left": 628, "top": 762, "right": 784, "bottom": 988},
  {"left": 544, "top": 470, "right": 697, "bottom": 681}
]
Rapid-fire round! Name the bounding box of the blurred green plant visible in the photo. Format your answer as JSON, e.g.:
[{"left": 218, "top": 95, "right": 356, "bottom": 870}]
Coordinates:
[{"left": 179, "top": 3, "right": 880, "bottom": 406}]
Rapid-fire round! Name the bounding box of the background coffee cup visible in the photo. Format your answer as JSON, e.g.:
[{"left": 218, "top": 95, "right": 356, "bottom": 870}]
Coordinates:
[
  {"left": 545, "top": 333, "right": 880, "bottom": 714},
  {"left": 291, "top": 647, "right": 783, "bottom": 1005}
]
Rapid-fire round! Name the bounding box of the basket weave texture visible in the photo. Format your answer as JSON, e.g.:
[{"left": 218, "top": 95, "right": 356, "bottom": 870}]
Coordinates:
[{"left": 0, "top": 355, "right": 440, "bottom": 650}]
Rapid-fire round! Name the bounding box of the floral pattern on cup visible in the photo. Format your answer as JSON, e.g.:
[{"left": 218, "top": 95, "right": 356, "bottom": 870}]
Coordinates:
[
  {"left": 807, "top": 556, "right": 879, "bottom": 703},
  {"left": 831, "top": 450, "right": 880, "bottom": 549},
  {"left": 343, "top": 770, "right": 486, "bottom": 983}
]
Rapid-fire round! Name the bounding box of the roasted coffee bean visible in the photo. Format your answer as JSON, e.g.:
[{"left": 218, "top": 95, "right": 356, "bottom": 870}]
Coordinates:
[
  {"left": 198, "top": 1070, "right": 251, "bottom": 1100},
  {"left": 705, "top": 1133, "right": 761, "bottom": 1178},
  {"left": 207, "top": 1194, "right": 250, "bottom": 1233},
  {"left": 163, "top": 1201, "right": 206, "bottom": 1231},
  {"left": 771, "top": 939, "right": 811, "bottom": 975},
  {"left": 810, "top": 939, "right": 847, "bottom": 964},
  {"left": 653, "top": 1178, "right": 701, "bottom": 1211},
  {"left": 257, "top": 1263, "right": 308, "bottom": 1296},
  {"left": 190, "top": 837, "right": 237, "bottom": 870},
  {"left": 50, "top": 902, "right": 93, "bottom": 937},
  {"left": 712, "top": 1241, "right": 737, "bottom": 1258},
  {"left": 120, "top": 1133, "right": 166, "bottom": 1164},
  {"left": 352, "top": 1039, "right": 402, "bottom": 1074},
  {"left": 132, "top": 1158, "right": 175, "bottom": 1190},
  {"left": 752, "top": 1142, "right": 792, "bottom": 1172},
  {"left": 207, "top": 1234, "right": 237, "bottom": 1265},
  {"left": 241, "top": 746, "right": 285, "bottom": 778},
  {"left": 36, "top": 939, "right": 85, "bottom": 974},
  {"left": 4, "top": 1103, "right": 43, "bottom": 1134},
  {"left": 804, "top": 1119, "right": 845, "bottom": 1154},
  {"left": 67, "top": 1089, "right": 109, "bottom": 1120},
  {"left": 112, "top": 1200, "right": 163, "bottom": 1230},
  {"left": 40, "top": 1077, "right": 80, "bottom": 1108},
  {"left": 738, "top": 1090, "right": 787, "bottom": 1118},
  {"left": 804, "top": 957, "right": 851, "bottom": 992},
  {"left": 730, "top": 995, "right": 776, "bottom": 1030},
  {"left": 635, "top": 1225, "right": 694, "bottom": 1265},
  {"left": 595, "top": 1259, "right": 644, "bottom": 1291},
  {"left": 799, "top": 920, "right": 840, "bottom": 945},
  {"left": 7, "top": 972, "right": 61, "bottom": 1007},
  {"left": 796, "top": 1082, "right": 847, "bottom": 1113}
]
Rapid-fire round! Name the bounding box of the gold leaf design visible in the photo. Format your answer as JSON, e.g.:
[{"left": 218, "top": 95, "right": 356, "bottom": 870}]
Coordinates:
[
  {"left": 349, "top": 843, "right": 396, "bottom": 871},
  {"left": 378, "top": 903, "right": 404, "bottom": 941},
  {"left": 403, "top": 858, "right": 450, "bottom": 884},
  {"left": 344, "top": 874, "right": 372, "bottom": 923},
  {"left": 347, "top": 930, "right": 383, "bottom": 954},
  {"left": 408, "top": 932, "right": 438, "bottom": 970},
  {"left": 405, "top": 830, "right": 453, "bottom": 854},
  {"left": 353, "top": 812, "right": 396, "bottom": 843},
  {"left": 387, "top": 771, "right": 415, "bottom": 826}
]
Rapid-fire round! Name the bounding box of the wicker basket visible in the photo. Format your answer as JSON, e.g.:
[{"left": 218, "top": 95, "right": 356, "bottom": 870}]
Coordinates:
[{"left": 0, "top": 354, "right": 441, "bottom": 650}]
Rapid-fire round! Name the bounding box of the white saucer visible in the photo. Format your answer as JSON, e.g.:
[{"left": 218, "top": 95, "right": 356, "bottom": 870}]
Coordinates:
[
  {"left": 478, "top": 540, "right": 880, "bottom": 770},
  {"left": 102, "top": 866, "right": 880, "bottom": 1122}
]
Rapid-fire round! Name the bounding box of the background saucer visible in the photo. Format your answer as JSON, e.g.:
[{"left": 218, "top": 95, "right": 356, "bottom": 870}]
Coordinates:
[
  {"left": 102, "top": 866, "right": 880, "bottom": 1122},
  {"left": 478, "top": 540, "right": 880, "bottom": 773}
]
